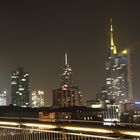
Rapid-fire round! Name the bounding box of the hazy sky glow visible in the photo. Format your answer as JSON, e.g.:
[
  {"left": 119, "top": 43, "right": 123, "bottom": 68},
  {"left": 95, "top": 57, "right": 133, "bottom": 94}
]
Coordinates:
[{"left": 0, "top": 1, "right": 140, "bottom": 105}]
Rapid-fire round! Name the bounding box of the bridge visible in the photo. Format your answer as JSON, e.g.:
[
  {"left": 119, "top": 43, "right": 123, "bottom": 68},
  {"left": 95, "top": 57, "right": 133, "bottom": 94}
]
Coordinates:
[{"left": 0, "top": 117, "right": 140, "bottom": 140}]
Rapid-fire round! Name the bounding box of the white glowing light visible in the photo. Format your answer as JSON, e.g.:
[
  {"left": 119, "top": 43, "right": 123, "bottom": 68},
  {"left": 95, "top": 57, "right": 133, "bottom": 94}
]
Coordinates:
[
  {"left": 23, "top": 123, "right": 56, "bottom": 129},
  {"left": 0, "top": 121, "right": 19, "bottom": 126},
  {"left": 62, "top": 126, "right": 113, "bottom": 133}
]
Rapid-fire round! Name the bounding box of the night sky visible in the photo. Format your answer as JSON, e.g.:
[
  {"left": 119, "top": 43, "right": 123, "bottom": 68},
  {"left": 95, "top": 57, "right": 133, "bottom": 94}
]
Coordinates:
[{"left": 0, "top": 1, "right": 140, "bottom": 105}]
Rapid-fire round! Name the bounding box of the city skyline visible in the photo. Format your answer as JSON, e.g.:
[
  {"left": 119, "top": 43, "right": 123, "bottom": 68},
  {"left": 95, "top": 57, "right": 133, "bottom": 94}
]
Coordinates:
[{"left": 0, "top": 1, "right": 140, "bottom": 105}]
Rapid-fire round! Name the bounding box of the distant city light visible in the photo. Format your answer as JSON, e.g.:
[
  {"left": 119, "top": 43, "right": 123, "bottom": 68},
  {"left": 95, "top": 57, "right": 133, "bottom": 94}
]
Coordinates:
[
  {"left": 135, "top": 102, "right": 140, "bottom": 104},
  {"left": 122, "top": 49, "right": 127, "bottom": 54}
]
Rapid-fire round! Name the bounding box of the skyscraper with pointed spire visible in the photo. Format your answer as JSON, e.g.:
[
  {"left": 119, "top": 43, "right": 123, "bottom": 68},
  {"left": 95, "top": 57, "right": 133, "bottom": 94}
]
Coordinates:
[
  {"left": 60, "top": 53, "right": 72, "bottom": 87},
  {"left": 105, "top": 19, "right": 133, "bottom": 103},
  {"left": 53, "top": 53, "right": 83, "bottom": 107},
  {"left": 109, "top": 18, "right": 117, "bottom": 58}
]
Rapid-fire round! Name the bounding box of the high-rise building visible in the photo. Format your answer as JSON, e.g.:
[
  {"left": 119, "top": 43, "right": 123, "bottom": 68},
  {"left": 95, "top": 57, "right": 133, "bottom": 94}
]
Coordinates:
[
  {"left": 31, "top": 90, "right": 44, "bottom": 108},
  {"left": 11, "top": 67, "right": 29, "bottom": 107},
  {"left": 105, "top": 19, "right": 133, "bottom": 104},
  {"left": 53, "top": 86, "right": 82, "bottom": 107},
  {"left": 96, "top": 86, "right": 108, "bottom": 101},
  {"left": 0, "top": 90, "right": 7, "bottom": 106},
  {"left": 60, "top": 53, "right": 72, "bottom": 86},
  {"left": 53, "top": 53, "right": 83, "bottom": 107}
]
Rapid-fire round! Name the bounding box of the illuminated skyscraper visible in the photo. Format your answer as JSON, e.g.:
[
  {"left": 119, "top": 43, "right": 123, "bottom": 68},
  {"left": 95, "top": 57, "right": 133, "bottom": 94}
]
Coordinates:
[
  {"left": 105, "top": 19, "right": 133, "bottom": 103},
  {"left": 0, "top": 90, "right": 7, "bottom": 106},
  {"left": 31, "top": 90, "right": 44, "bottom": 108},
  {"left": 60, "top": 53, "right": 72, "bottom": 86},
  {"left": 53, "top": 53, "right": 83, "bottom": 107},
  {"left": 11, "top": 67, "right": 30, "bottom": 107}
]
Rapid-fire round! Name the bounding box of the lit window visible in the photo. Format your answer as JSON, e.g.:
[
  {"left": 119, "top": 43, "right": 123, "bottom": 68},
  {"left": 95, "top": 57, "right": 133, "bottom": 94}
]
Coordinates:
[
  {"left": 19, "top": 88, "right": 24, "bottom": 91},
  {"left": 11, "top": 81, "right": 17, "bottom": 85}
]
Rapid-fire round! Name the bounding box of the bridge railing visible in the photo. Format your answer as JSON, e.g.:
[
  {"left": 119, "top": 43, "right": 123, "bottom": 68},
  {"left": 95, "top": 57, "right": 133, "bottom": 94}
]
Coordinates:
[
  {"left": 0, "top": 125, "right": 120, "bottom": 140},
  {"left": 1, "top": 116, "right": 140, "bottom": 127},
  {"left": 0, "top": 117, "right": 140, "bottom": 139}
]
